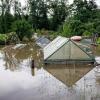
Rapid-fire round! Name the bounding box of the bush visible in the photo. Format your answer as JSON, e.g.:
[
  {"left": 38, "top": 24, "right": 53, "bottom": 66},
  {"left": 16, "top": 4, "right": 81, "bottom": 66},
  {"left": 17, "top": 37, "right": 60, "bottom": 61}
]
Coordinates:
[
  {"left": 60, "top": 19, "right": 84, "bottom": 37},
  {"left": 97, "top": 37, "right": 100, "bottom": 44},
  {"left": 0, "top": 34, "right": 8, "bottom": 41},
  {"left": 12, "top": 19, "right": 32, "bottom": 41},
  {"left": 0, "top": 34, "right": 8, "bottom": 44},
  {"left": 0, "top": 32, "right": 20, "bottom": 44},
  {"left": 83, "top": 30, "right": 92, "bottom": 37},
  {"left": 84, "top": 22, "right": 95, "bottom": 33},
  {"left": 7, "top": 32, "right": 20, "bottom": 43},
  {"left": 59, "top": 22, "right": 72, "bottom": 37},
  {"left": 96, "top": 25, "right": 100, "bottom": 35}
]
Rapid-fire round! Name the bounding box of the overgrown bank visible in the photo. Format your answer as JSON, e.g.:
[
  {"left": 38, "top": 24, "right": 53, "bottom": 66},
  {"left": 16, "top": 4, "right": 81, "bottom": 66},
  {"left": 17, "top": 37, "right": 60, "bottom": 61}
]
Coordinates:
[{"left": 0, "top": 0, "right": 100, "bottom": 44}]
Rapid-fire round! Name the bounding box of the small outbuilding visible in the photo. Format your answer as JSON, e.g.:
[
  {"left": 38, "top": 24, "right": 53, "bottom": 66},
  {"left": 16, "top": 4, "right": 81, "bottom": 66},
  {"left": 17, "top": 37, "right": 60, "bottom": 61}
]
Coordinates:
[
  {"left": 43, "top": 36, "right": 95, "bottom": 64},
  {"left": 36, "top": 36, "right": 50, "bottom": 48}
]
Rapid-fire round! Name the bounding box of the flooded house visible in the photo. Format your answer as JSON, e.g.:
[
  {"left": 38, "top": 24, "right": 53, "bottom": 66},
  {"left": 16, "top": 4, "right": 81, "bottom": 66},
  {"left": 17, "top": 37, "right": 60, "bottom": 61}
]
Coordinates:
[
  {"left": 0, "top": 39, "right": 100, "bottom": 100},
  {"left": 43, "top": 36, "right": 95, "bottom": 64}
]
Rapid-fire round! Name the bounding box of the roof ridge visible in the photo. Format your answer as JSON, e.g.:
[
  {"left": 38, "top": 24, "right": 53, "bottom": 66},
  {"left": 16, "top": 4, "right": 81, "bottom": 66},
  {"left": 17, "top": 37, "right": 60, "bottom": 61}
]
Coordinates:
[{"left": 44, "top": 36, "right": 69, "bottom": 60}]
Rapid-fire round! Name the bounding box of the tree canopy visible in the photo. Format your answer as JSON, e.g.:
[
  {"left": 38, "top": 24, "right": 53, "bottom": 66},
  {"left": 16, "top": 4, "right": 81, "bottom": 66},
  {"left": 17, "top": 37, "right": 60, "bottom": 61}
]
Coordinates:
[{"left": 0, "top": 0, "right": 100, "bottom": 40}]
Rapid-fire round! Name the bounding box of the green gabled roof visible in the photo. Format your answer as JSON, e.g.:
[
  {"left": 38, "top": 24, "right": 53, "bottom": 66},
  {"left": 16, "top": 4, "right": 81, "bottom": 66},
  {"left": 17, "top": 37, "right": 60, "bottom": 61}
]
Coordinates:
[{"left": 44, "top": 36, "right": 94, "bottom": 62}]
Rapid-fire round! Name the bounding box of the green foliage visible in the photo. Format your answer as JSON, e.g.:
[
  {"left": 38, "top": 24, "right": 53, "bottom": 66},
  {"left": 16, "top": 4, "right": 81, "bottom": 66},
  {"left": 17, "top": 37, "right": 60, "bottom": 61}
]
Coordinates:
[
  {"left": 48, "top": 32, "right": 59, "bottom": 40},
  {"left": 69, "top": 19, "right": 84, "bottom": 35},
  {"left": 12, "top": 20, "right": 32, "bottom": 41},
  {"left": 50, "top": 0, "right": 68, "bottom": 31},
  {"left": 60, "top": 22, "right": 71, "bottom": 37},
  {"left": 29, "top": 0, "right": 49, "bottom": 30},
  {"left": 60, "top": 0, "right": 99, "bottom": 37},
  {"left": 0, "top": 0, "right": 100, "bottom": 43},
  {"left": 0, "top": 32, "right": 20, "bottom": 44},
  {"left": 82, "top": 31, "right": 92, "bottom": 36},
  {"left": 7, "top": 32, "right": 20, "bottom": 43},
  {"left": 61, "top": 19, "right": 85, "bottom": 37},
  {"left": 0, "top": 34, "right": 8, "bottom": 41},
  {"left": 35, "top": 29, "right": 54, "bottom": 37},
  {"left": 35, "top": 29, "right": 41, "bottom": 35},
  {"left": 73, "top": 0, "right": 97, "bottom": 23},
  {"left": 0, "top": 13, "right": 14, "bottom": 34},
  {"left": 96, "top": 25, "right": 100, "bottom": 34},
  {"left": 5, "top": 12, "right": 14, "bottom": 32},
  {"left": 0, "top": 34, "right": 9, "bottom": 44},
  {"left": 13, "top": 0, "right": 22, "bottom": 20},
  {"left": 29, "top": 0, "right": 68, "bottom": 31},
  {"left": 84, "top": 22, "right": 95, "bottom": 33},
  {"left": 97, "top": 37, "right": 100, "bottom": 44}
]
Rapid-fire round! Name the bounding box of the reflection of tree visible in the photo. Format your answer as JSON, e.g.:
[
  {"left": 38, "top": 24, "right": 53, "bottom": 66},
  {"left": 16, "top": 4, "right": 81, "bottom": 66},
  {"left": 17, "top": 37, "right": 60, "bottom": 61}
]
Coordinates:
[
  {"left": 3, "top": 45, "right": 29, "bottom": 71},
  {"left": 2, "top": 43, "right": 43, "bottom": 72},
  {"left": 3, "top": 46, "right": 18, "bottom": 71},
  {"left": 92, "top": 45, "right": 100, "bottom": 56}
]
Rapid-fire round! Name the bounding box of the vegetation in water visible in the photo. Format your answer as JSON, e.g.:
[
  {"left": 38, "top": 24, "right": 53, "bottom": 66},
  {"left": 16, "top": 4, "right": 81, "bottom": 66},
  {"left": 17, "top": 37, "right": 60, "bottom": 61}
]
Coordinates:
[
  {"left": 0, "top": 34, "right": 8, "bottom": 42},
  {"left": 97, "top": 37, "right": 100, "bottom": 44}
]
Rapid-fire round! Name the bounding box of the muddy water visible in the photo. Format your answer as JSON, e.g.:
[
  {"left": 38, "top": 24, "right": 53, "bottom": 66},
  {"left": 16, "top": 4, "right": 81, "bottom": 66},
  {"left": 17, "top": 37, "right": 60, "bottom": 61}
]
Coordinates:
[{"left": 0, "top": 43, "right": 100, "bottom": 100}]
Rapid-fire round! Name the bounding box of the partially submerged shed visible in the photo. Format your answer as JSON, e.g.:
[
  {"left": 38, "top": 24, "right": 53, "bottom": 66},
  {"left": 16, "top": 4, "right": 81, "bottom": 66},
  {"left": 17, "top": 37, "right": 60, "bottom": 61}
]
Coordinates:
[
  {"left": 43, "top": 36, "right": 95, "bottom": 64},
  {"left": 36, "top": 36, "right": 50, "bottom": 48}
]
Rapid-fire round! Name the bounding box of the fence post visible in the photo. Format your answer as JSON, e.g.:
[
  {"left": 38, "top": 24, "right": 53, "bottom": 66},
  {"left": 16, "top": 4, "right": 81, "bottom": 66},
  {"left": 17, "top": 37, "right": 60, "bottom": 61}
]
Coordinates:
[{"left": 31, "top": 60, "right": 35, "bottom": 69}]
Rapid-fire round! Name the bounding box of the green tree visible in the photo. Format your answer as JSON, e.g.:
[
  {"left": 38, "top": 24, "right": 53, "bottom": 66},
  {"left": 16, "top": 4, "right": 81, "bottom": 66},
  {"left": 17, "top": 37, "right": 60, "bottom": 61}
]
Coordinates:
[
  {"left": 73, "top": 0, "right": 97, "bottom": 23},
  {"left": 0, "top": 0, "right": 14, "bottom": 33},
  {"left": 12, "top": 19, "right": 32, "bottom": 41},
  {"left": 29, "top": 0, "right": 49, "bottom": 30},
  {"left": 60, "top": 0, "right": 98, "bottom": 36},
  {"left": 61, "top": 22, "right": 71, "bottom": 37},
  {"left": 50, "top": 0, "right": 68, "bottom": 31},
  {"left": 13, "top": 0, "right": 22, "bottom": 20}
]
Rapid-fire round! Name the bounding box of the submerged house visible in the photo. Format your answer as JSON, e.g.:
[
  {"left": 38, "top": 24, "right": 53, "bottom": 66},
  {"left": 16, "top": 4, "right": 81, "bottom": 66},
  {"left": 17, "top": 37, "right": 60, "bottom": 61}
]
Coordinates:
[{"left": 43, "top": 36, "right": 95, "bottom": 64}]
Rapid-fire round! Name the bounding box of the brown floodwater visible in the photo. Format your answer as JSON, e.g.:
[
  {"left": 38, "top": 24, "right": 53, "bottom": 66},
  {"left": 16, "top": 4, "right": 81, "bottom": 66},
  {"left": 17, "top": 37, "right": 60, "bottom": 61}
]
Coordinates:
[{"left": 0, "top": 42, "right": 100, "bottom": 100}]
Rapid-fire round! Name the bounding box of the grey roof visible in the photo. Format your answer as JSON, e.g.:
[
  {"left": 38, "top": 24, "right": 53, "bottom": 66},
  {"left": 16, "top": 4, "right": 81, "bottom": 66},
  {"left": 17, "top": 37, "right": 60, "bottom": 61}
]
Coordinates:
[
  {"left": 36, "top": 36, "right": 50, "bottom": 48},
  {"left": 43, "top": 36, "right": 94, "bottom": 62},
  {"left": 81, "top": 39, "right": 92, "bottom": 46},
  {"left": 43, "top": 36, "right": 68, "bottom": 60}
]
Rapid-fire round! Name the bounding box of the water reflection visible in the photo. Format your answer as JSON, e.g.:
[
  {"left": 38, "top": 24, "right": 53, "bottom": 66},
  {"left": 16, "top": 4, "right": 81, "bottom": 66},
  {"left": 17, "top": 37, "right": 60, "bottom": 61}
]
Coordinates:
[
  {"left": 0, "top": 43, "right": 100, "bottom": 100},
  {"left": 2, "top": 43, "right": 43, "bottom": 71},
  {"left": 44, "top": 63, "right": 94, "bottom": 87},
  {"left": 92, "top": 45, "right": 100, "bottom": 56}
]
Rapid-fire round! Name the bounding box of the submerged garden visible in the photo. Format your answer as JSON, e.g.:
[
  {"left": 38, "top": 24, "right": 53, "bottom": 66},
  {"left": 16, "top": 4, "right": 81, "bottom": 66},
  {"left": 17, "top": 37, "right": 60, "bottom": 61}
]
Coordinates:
[{"left": 0, "top": 0, "right": 100, "bottom": 100}]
